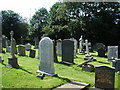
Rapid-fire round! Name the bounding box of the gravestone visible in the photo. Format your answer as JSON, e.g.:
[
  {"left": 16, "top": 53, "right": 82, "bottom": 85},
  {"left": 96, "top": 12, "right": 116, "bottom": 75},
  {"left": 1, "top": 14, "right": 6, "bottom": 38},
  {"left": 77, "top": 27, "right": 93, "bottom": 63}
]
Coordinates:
[
  {"left": 6, "top": 46, "right": 11, "bottom": 52},
  {"left": 112, "top": 59, "right": 120, "bottom": 72},
  {"left": 34, "top": 37, "right": 39, "bottom": 49},
  {"left": 8, "top": 31, "right": 19, "bottom": 68},
  {"left": 62, "top": 39, "right": 74, "bottom": 64},
  {"left": 37, "top": 37, "right": 57, "bottom": 76},
  {"left": 70, "top": 38, "right": 78, "bottom": 58},
  {"left": 13, "top": 38, "right": 17, "bottom": 54},
  {"left": 93, "top": 43, "right": 106, "bottom": 51},
  {"left": 53, "top": 40, "right": 58, "bottom": 63},
  {"left": 18, "top": 45, "right": 26, "bottom": 56},
  {"left": 84, "top": 39, "right": 92, "bottom": 60},
  {"left": 29, "top": 49, "right": 36, "bottom": 58},
  {"left": 79, "top": 35, "right": 84, "bottom": 54},
  {"left": 108, "top": 46, "right": 119, "bottom": 60},
  {"left": 98, "top": 48, "right": 106, "bottom": 57},
  {"left": 2, "top": 35, "right": 6, "bottom": 48},
  {"left": 25, "top": 43, "right": 31, "bottom": 51},
  {"left": 95, "top": 65, "right": 115, "bottom": 89},
  {"left": 56, "top": 39, "right": 62, "bottom": 56}
]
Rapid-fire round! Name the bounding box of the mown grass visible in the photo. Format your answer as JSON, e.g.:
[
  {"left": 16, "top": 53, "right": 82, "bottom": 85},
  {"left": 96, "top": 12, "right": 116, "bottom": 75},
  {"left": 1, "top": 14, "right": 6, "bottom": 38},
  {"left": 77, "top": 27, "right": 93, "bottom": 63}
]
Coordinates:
[{"left": 1, "top": 48, "right": 119, "bottom": 89}]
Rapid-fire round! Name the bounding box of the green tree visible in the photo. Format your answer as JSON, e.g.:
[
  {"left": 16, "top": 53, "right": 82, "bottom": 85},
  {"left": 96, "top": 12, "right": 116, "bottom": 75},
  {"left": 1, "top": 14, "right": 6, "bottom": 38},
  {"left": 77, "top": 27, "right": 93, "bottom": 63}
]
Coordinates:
[
  {"left": 30, "top": 8, "right": 48, "bottom": 38},
  {"left": 2, "top": 10, "right": 28, "bottom": 43}
]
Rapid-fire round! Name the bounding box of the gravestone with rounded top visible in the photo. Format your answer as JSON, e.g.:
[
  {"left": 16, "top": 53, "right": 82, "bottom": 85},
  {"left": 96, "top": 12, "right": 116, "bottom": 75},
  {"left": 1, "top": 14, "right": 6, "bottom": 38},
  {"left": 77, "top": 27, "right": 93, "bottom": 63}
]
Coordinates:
[
  {"left": 37, "top": 37, "right": 57, "bottom": 76},
  {"left": 25, "top": 43, "right": 31, "bottom": 51},
  {"left": 62, "top": 39, "right": 74, "bottom": 64}
]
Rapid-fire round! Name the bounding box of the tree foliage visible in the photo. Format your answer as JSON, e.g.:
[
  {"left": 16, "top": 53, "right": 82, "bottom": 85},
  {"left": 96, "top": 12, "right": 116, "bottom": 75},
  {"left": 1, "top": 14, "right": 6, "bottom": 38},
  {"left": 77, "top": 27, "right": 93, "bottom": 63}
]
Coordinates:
[{"left": 2, "top": 10, "right": 28, "bottom": 43}]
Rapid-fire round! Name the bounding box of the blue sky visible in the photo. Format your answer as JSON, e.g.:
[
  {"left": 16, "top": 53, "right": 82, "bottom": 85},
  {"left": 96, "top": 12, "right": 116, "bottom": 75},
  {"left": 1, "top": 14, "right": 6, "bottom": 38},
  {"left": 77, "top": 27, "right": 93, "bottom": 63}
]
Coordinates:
[{"left": 0, "top": 0, "right": 59, "bottom": 19}]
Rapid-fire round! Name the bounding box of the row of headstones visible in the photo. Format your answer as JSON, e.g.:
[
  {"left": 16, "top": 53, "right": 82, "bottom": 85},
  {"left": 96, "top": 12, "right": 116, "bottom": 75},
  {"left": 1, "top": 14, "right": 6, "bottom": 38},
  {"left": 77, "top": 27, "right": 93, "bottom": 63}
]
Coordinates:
[
  {"left": 56, "top": 37, "right": 92, "bottom": 57},
  {"left": 4, "top": 39, "right": 36, "bottom": 58},
  {"left": 38, "top": 37, "right": 119, "bottom": 89}
]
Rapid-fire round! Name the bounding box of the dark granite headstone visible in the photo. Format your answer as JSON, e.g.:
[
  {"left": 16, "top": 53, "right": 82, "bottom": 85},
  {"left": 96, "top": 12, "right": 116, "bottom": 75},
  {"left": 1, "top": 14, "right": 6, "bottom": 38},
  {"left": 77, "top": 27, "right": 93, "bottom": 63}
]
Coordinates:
[
  {"left": 95, "top": 65, "right": 115, "bottom": 89},
  {"left": 29, "top": 49, "right": 36, "bottom": 58},
  {"left": 98, "top": 48, "right": 106, "bottom": 57},
  {"left": 62, "top": 39, "right": 74, "bottom": 64},
  {"left": 112, "top": 60, "right": 120, "bottom": 72}
]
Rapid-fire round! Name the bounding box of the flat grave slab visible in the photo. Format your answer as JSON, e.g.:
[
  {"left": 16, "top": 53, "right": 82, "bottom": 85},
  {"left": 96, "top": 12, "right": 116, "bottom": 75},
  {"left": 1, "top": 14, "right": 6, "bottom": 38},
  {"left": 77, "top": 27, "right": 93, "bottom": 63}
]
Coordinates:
[{"left": 53, "top": 81, "right": 90, "bottom": 90}]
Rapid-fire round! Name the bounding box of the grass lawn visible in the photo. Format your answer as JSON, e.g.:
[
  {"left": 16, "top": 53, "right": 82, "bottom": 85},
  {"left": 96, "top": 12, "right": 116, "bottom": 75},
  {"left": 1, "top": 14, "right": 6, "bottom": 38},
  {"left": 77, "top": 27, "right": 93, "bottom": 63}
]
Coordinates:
[{"left": 1, "top": 48, "right": 119, "bottom": 89}]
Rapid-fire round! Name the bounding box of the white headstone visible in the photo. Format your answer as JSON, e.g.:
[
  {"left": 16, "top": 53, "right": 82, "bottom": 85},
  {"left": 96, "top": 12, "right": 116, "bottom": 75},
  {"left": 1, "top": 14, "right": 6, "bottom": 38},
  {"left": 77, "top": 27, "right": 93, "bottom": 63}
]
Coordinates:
[
  {"left": 85, "top": 39, "right": 89, "bottom": 55},
  {"left": 38, "top": 37, "right": 57, "bottom": 76}
]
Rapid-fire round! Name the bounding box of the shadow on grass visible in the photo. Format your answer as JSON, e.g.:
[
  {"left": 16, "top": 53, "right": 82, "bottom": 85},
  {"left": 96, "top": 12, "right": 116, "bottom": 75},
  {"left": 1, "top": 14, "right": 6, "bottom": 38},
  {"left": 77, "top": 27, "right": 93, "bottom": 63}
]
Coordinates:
[
  {"left": 19, "top": 67, "right": 33, "bottom": 74},
  {"left": 1, "top": 63, "right": 7, "bottom": 66},
  {"left": 96, "top": 61, "right": 110, "bottom": 65},
  {"left": 92, "top": 55, "right": 107, "bottom": 58}
]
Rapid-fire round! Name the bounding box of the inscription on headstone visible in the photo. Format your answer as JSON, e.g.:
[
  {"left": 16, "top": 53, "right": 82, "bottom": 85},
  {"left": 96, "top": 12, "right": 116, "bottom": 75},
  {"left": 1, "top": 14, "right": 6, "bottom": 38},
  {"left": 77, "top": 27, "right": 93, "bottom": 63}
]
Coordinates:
[{"left": 95, "top": 65, "right": 115, "bottom": 89}]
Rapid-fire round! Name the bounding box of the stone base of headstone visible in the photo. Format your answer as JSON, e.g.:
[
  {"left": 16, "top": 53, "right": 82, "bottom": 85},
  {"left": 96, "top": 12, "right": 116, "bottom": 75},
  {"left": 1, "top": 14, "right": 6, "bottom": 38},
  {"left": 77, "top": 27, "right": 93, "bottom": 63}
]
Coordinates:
[
  {"left": 84, "top": 54, "right": 92, "bottom": 60},
  {"left": 7, "top": 56, "right": 19, "bottom": 68},
  {"left": 78, "top": 51, "right": 85, "bottom": 55},
  {"left": 82, "top": 64, "right": 95, "bottom": 72},
  {"left": 37, "top": 70, "right": 57, "bottom": 76},
  {"left": 60, "top": 61, "right": 75, "bottom": 65}
]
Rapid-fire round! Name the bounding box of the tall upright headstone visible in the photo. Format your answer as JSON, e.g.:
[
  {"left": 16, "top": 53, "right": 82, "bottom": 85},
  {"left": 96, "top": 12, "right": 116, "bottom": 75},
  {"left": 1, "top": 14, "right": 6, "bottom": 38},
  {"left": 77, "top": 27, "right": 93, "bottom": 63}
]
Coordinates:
[
  {"left": 79, "top": 36, "right": 84, "bottom": 54},
  {"left": 56, "top": 39, "right": 62, "bottom": 56},
  {"left": 95, "top": 65, "right": 115, "bottom": 89},
  {"left": 34, "top": 37, "right": 39, "bottom": 49},
  {"left": 8, "top": 31, "right": 19, "bottom": 68},
  {"left": 37, "top": 37, "right": 57, "bottom": 76},
  {"left": 108, "top": 46, "right": 119, "bottom": 61},
  {"left": 70, "top": 38, "right": 78, "bottom": 58},
  {"left": 62, "top": 39, "right": 74, "bottom": 64},
  {"left": 53, "top": 40, "right": 58, "bottom": 63},
  {"left": 84, "top": 39, "right": 92, "bottom": 60},
  {"left": 2, "top": 35, "right": 6, "bottom": 48}
]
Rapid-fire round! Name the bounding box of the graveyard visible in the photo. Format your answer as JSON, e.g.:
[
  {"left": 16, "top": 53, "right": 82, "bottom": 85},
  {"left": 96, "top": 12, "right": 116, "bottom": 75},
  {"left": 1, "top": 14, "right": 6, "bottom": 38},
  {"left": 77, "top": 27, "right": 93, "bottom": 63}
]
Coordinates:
[
  {"left": 1, "top": 1, "right": 120, "bottom": 89},
  {"left": 1, "top": 44, "right": 119, "bottom": 89}
]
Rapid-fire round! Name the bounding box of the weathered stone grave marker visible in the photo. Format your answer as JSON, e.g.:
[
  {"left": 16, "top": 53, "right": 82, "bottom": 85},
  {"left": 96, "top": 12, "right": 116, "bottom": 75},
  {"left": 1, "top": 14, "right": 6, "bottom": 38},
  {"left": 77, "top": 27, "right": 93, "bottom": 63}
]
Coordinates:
[
  {"left": 7, "top": 31, "right": 19, "bottom": 68},
  {"left": 79, "top": 35, "right": 85, "bottom": 54},
  {"left": 61, "top": 39, "right": 74, "bottom": 64},
  {"left": 37, "top": 37, "right": 57, "bottom": 76},
  {"left": 18, "top": 45, "right": 26, "bottom": 56},
  {"left": 56, "top": 39, "right": 62, "bottom": 56},
  {"left": 25, "top": 43, "right": 31, "bottom": 51},
  {"left": 108, "top": 46, "right": 119, "bottom": 61},
  {"left": 95, "top": 65, "right": 115, "bottom": 89},
  {"left": 98, "top": 48, "right": 106, "bottom": 57}
]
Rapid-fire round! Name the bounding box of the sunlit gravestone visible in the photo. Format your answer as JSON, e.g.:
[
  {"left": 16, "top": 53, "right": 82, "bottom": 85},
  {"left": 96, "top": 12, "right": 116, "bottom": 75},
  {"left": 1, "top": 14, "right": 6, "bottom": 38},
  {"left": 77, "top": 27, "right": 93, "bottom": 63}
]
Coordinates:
[
  {"left": 37, "top": 37, "right": 57, "bottom": 76},
  {"left": 7, "top": 31, "right": 19, "bottom": 68}
]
